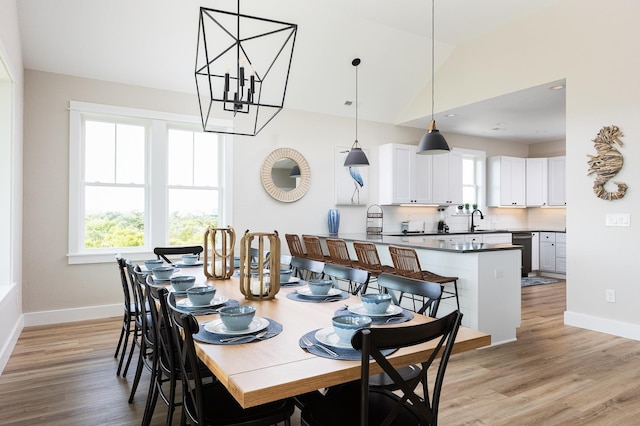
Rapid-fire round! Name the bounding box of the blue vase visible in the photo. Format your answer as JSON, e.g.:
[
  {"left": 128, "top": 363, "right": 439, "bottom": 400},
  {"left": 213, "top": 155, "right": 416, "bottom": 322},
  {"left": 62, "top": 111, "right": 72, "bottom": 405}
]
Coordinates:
[{"left": 328, "top": 209, "right": 340, "bottom": 235}]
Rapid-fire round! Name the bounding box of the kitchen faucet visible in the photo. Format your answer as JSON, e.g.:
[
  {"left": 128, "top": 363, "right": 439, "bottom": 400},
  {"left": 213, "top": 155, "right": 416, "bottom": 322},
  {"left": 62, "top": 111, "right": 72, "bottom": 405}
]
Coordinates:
[{"left": 470, "top": 209, "right": 484, "bottom": 232}]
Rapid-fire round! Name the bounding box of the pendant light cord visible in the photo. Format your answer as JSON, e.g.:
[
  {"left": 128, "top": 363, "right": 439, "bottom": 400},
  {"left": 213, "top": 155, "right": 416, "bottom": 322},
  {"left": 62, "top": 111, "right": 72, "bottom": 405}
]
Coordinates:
[
  {"left": 355, "top": 60, "right": 359, "bottom": 143},
  {"left": 431, "top": 0, "right": 435, "bottom": 123}
]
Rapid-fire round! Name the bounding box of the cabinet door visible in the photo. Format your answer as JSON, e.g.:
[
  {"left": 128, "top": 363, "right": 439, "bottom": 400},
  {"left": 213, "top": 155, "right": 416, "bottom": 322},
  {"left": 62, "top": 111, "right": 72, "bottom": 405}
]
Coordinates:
[
  {"left": 509, "top": 157, "right": 526, "bottom": 206},
  {"left": 482, "top": 233, "right": 512, "bottom": 244},
  {"left": 379, "top": 144, "right": 414, "bottom": 204},
  {"left": 431, "top": 152, "right": 463, "bottom": 205},
  {"left": 413, "top": 153, "right": 433, "bottom": 203},
  {"left": 531, "top": 232, "right": 540, "bottom": 271},
  {"left": 548, "top": 156, "right": 566, "bottom": 206},
  {"left": 487, "top": 156, "right": 526, "bottom": 207},
  {"left": 526, "top": 158, "right": 548, "bottom": 206},
  {"left": 539, "top": 242, "right": 556, "bottom": 271}
]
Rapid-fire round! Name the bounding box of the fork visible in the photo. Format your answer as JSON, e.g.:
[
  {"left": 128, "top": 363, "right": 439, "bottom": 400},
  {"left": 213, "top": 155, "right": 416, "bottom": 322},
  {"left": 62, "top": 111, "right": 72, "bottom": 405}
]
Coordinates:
[
  {"left": 301, "top": 336, "right": 338, "bottom": 357},
  {"left": 220, "top": 330, "right": 268, "bottom": 343}
]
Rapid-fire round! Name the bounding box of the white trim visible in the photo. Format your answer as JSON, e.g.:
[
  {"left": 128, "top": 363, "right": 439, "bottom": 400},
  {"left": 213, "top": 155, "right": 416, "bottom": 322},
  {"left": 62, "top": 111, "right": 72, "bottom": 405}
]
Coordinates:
[
  {"left": 0, "top": 313, "right": 22, "bottom": 376},
  {"left": 24, "top": 304, "right": 122, "bottom": 327},
  {"left": 564, "top": 310, "right": 640, "bottom": 341}
]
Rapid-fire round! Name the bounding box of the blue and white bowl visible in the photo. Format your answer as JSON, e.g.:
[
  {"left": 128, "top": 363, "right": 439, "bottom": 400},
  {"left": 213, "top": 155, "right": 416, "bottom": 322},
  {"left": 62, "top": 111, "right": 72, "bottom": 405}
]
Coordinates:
[
  {"left": 332, "top": 315, "right": 372, "bottom": 344},
  {"left": 219, "top": 305, "right": 256, "bottom": 331},
  {"left": 145, "top": 259, "right": 163, "bottom": 271},
  {"left": 308, "top": 279, "right": 332, "bottom": 296},
  {"left": 182, "top": 254, "right": 199, "bottom": 265},
  {"left": 170, "top": 275, "right": 195, "bottom": 292},
  {"left": 361, "top": 293, "right": 392, "bottom": 315},
  {"left": 152, "top": 266, "right": 174, "bottom": 280},
  {"left": 186, "top": 285, "right": 216, "bottom": 306},
  {"left": 279, "top": 269, "right": 293, "bottom": 283}
]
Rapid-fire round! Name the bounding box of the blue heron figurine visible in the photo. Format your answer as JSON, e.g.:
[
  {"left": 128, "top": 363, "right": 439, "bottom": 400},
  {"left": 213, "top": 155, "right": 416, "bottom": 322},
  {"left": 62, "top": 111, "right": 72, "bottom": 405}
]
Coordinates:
[{"left": 348, "top": 166, "right": 364, "bottom": 204}]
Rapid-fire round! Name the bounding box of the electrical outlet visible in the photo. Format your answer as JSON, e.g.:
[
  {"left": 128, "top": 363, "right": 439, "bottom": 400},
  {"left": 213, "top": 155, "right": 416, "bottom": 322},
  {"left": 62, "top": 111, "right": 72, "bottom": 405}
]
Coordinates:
[
  {"left": 494, "top": 269, "right": 504, "bottom": 278},
  {"left": 606, "top": 289, "right": 616, "bottom": 303}
]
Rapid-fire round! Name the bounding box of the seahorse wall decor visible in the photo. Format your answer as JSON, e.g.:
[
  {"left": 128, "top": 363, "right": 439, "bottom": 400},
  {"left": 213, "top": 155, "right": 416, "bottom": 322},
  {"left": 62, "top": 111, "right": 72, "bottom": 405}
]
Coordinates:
[{"left": 586, "top": 125, "right": 628, "bottom": 201}]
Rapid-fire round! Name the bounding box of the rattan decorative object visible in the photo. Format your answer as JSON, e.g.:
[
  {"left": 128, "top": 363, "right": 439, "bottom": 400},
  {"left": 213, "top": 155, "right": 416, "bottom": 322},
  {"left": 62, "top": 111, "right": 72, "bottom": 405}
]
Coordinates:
[
  {"left": 203, "top": 226, "right": 236, "bottom": 280},
  {"left": 239, "top": 230, "right": 281, "bottom": 300}
]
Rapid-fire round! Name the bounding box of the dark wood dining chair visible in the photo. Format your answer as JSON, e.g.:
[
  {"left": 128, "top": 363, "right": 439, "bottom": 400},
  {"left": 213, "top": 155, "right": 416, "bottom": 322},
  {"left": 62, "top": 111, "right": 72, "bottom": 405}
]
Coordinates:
[
  {"left": 326, "top": 238, "right": 359, "bottom": 268},
  {"left": 302, "top": 235, "right": 332, "bottom": 263},
  {"left": 115, "top": 255, "right": 136, "bottom": 376},
  {"left": 300, "top": 310, "right": 463, "bottom": 426},
  {"left": 285, "top": 234, "right": 307, "bottom": 258},
  {"left": 388, "top": 245, "right": 460, "bottom": 312},
  {"left": 154, "top": 245, "right": 203, "bottom": 264},
  {"left": 167, "top": 298, "right": 295, "bottom": 426},
  {"left": 322, "top": 263, "right": 370, "bottom": 296}
]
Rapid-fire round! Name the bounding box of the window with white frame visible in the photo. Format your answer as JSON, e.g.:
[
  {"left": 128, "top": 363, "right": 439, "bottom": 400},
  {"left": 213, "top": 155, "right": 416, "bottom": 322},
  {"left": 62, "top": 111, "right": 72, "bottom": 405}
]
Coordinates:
[
  {"left": 68, "top": 102, "right": 230, "bottom": 264},
  {"left": 460, "top": 149, "right": 486, "bottom": 209}
]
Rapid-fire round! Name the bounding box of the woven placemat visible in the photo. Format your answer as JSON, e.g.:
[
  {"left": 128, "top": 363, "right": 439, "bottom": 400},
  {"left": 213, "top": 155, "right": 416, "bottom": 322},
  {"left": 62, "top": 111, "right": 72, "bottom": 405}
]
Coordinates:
[
  {"left": 299, "top": 329, "right": 397, "bottom": 360},
  {"left": 194, "top": 318, "right": 282, "bottom": 345}
]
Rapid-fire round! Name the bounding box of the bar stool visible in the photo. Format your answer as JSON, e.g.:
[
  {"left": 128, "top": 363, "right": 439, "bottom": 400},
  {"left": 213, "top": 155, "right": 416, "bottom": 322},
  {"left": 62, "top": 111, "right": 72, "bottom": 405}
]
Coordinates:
[
  {"left": 388, "top": 245, "right": 460, "bottom": 312},
  {"left": 302, "top": 235, "right": 332, "bottom": 263},
  {"left": 285, "top": 233, "right": 307, "bottom": 258},
  {"left": 326, "top": 238, "right": 359, "bottom": 268},
  {"left": 353, "top": 241, "right": 395, "bottom": 292}
]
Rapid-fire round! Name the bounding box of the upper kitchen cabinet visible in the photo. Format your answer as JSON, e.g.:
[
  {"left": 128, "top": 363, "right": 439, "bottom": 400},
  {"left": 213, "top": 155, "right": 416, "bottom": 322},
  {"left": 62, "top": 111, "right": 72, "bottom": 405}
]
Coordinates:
[
  {"left": 547, "top": 156, "right": 566, "bottom": 206},
  {"left": 379, "top": 144, "right": 433, "bottom": 204},
  {"left": 526, "top": 158, "right": 548, "bottom": 206},
  {"left": 431, "top": 150, "right": 463, "bottom": 206},
  {"left": 487, "top": 156, "right": 526, "bottom": 207}
]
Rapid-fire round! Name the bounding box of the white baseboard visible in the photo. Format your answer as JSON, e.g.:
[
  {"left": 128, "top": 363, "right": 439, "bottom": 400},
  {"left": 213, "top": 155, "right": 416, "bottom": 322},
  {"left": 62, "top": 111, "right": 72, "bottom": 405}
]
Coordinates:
[
  {"left": 564, "top": 311, "right": 640, "bottom": 341},
  {"left": 24, "top": 303, "right": 122, "bottom": 327},
  {"left": 0, "top": 315, "right": 23, "bottom": 376}
]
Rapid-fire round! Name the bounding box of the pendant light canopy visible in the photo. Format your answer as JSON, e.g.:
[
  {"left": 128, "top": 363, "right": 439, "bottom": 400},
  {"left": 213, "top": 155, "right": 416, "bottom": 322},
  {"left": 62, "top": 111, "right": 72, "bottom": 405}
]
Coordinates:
[
  {"left": 344, "top": 58, "right": 370, "bottom": 167},
  {"left": 417, "top": 0, "right": 450, "bottom": 155}
]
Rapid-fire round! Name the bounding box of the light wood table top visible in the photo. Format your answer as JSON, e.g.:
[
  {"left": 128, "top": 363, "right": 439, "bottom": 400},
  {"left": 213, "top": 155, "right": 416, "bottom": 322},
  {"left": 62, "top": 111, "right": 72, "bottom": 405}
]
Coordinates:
[{"left": 163, "top": 270, "right": 490, "bottom": 408}]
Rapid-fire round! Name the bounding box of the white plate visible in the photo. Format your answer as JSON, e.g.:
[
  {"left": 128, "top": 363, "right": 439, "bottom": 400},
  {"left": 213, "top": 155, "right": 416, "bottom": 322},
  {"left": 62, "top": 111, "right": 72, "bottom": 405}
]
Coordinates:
[
  {"left": 205, "top": 317, "right": 269, "bottom": 336},
  {"left": 314, "top": 327, "right": 352, "bottom": 349},
  {"left": 175, "top": 261, "right": 203, "bottom": 267},
  {"left": 176, "top": 296, "right": 229, "bottom": 309},
  {"left": 296, "top": 287, "right": 342, "bottom": 298},
  {"left": 348, "top": 303, "right": 403, "bottom": 317}
]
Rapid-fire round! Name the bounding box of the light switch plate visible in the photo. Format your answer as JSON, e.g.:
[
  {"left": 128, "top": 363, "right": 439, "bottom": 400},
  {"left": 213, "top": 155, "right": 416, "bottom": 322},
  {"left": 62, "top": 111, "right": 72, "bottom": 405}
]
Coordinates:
[{"left": 606, "top": 213, "right": 630, "bottom": 227}]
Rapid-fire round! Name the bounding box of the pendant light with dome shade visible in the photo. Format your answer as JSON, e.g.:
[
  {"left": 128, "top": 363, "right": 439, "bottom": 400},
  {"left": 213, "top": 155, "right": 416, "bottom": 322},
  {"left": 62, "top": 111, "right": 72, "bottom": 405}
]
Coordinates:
[
  {"left": 289, "top": 164, "right": 301, "bottom": 177},
  {"left": 344, "top": 58, "right": 370, "bottom": 167},
  {"left": 417, "top": 0, "right": 451, "bottom": 155}
]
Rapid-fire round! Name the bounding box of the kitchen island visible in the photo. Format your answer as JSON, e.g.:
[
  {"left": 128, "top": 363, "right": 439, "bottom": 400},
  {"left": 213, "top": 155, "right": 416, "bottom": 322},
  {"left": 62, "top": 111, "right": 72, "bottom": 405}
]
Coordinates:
[{"left": 315, "top": 233, "right": 522, "bottom": 345}]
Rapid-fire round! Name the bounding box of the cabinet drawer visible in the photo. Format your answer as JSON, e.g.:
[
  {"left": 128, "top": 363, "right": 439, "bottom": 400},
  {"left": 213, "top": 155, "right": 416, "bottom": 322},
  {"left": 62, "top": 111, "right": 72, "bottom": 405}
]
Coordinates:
[
  {"left": 464, "top": 234, "right": 483, "bottom": 243},
  {"left": 540, "top": 232, "right": 556, "bottom": 242}
]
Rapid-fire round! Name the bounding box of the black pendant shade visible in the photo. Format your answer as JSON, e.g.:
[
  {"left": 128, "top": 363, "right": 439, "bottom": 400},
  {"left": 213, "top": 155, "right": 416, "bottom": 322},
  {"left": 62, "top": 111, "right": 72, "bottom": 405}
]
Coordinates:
[
  {"left": 344, "top": 146, "right": 369, "bottom": 166},
  {"left": 417, "top": 120, "right": 450, "bottom": 155},
  {"left": 289, "top": 164, "right": 301, "bottom": 177}
]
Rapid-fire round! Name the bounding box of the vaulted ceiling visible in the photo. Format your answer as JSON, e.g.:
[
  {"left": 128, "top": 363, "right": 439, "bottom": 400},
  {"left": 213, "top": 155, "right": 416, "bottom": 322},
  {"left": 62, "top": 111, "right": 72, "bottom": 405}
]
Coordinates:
[{"left": 17, "top": 0, "right": 565, "bottom": 143}]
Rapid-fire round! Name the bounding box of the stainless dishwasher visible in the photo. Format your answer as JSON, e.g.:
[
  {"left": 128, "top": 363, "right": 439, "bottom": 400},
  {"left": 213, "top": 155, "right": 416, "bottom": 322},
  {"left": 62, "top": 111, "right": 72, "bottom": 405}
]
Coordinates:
[{"left": 512, "top": 232, "right": 532, "bottom": 277}]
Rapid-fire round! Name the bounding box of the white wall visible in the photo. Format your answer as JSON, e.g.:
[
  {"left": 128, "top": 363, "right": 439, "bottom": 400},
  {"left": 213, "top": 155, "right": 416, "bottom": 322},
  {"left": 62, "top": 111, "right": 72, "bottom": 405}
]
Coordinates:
[
  {"left": 402, "top": 0, "right": 640, "bottom": 338},
  {"left": 0, "top": 0, "right": 24, "bottom": 373}
]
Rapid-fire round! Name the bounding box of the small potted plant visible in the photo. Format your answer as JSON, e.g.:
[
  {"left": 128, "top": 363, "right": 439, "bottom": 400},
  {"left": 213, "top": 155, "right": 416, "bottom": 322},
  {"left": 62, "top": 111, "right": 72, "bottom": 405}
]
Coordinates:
[
  {"left": 464, "top": 203, "right": 470, "bottom": 214},
  {"left": 457, "top": 205, "right": 464, "bottom": 215},
  {"left": 472, "top": 203, "right": 478, "bottom": 211}
]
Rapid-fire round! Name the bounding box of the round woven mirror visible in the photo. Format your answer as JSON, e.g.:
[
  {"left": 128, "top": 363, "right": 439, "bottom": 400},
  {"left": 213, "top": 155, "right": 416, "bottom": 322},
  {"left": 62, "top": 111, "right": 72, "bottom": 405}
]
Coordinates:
[{"left": 261, "top": 148, "right": 310, "bottom": 202}]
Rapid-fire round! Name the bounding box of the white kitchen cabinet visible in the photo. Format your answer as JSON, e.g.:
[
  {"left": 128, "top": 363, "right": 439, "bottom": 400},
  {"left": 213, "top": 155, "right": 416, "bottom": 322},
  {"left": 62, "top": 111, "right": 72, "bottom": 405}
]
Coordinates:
[
  {"left": 526, "top": 158, "right": 548, "bottom": 206},
  {"left": 379, "top": 144, "right": 433, "bottom": 204},
  {"left": 482, "top": 233, "right": 512, "bottom": 244},
  {"left": 531, "top": 232, "right": 540, "bottom": 271},
  {"left": 487, "top": 156, "right": 526, "bottom": 207},
  {"left": 555, "top": 232, "right": 566, "bottom": 273},
  {"left": 464, "top": 234, "right": 483, "bottom": 243},
  {"left": 435, "top": 234, "right": 464, "bottom": 245},
  {"left": 548, "top": 156, "right": 566, "bottom": 206},
  {"left": 431, "top": 150, "right": 463, "bottom": 206}
]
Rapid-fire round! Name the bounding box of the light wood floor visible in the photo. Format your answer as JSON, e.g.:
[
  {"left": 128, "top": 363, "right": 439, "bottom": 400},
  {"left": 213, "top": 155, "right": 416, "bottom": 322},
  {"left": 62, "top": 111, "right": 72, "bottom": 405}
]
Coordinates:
[{"left": 2, "top": 280, "right": 640, "bottom": 425}]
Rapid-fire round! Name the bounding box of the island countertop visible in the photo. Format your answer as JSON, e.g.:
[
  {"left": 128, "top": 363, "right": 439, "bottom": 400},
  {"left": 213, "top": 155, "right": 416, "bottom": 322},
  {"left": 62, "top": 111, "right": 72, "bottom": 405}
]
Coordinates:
[{"left": 314, "top": 233, "right": 521, "bottom": 253}]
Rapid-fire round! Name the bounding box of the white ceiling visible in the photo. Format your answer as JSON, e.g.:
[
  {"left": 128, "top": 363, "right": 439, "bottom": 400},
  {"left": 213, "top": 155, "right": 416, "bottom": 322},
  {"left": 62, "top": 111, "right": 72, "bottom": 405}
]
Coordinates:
[{"left": 16, "top": 0, "right": 565, "bottom": 143}]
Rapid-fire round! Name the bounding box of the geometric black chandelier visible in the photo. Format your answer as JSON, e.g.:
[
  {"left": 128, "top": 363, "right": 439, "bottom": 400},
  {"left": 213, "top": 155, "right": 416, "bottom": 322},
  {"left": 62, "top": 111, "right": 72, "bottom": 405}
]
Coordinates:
[{"left": 195, "top": 1, "right": 297, "bottom": 136}]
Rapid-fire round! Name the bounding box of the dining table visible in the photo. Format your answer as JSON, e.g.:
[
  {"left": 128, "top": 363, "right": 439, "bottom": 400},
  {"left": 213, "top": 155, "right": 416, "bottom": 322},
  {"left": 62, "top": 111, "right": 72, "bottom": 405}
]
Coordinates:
[{"left": 149, "top": 264, "right": 491, "bottom": 409}]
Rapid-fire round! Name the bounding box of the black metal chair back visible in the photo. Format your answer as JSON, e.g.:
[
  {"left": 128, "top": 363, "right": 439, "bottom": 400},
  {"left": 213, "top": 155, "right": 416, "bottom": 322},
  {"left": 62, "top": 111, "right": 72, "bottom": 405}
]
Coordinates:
[
  {"left": 154, "top": 245, "right": 203, "bottom": 264},
  {"left": 377, "top": 272, "right": 442, "bottom": 317},
  {"left": 322, "top": 263, "right": 370, "bottom": 296},
  {"left": 290, "top": 256, "right": 325, "bottom": 281},
  {"left": 115, "top": 255, "right": 136, "bottom": 376}
]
